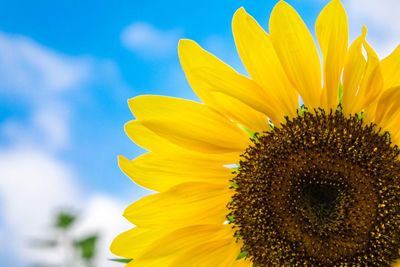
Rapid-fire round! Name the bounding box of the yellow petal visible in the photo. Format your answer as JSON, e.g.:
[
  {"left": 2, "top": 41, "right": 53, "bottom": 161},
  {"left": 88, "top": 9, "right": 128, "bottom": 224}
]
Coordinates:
[
  {"left": 393, "top": 132, "right": 400, "bottom": 147},
  {"left": 128, "top": 96, "right": 250, "bottom": 154},
  {"left": 342, "top": 31, "right": 366, "bottom": 113},
  {"left": 124, "top": 120, "right": 184, "bottom": 153},
  {"left": 372, "top": 86, "right": 400, "bottom": 125},
  {"left": 139, "top": 224, "right": 234, "bottom": 259},
  {"left": 124, "top": 120, "right": 241, "bottom": 163},
  {"left": 231, "top": 258, "right": 253, "bottom": 267},
  {"left": 381, "top": 45, "right": 400, "bottom": 89},
  {"left": 208, "top": 91, "right": 269, "bottom": 133},
  {"left": 118, "top": 153, "right": 232, "bottom": 192},
  {"left": 270, "top": 1, "right": 322, "bottom": 108},
  {"left": 368, "top": 86, "right": 400, "bottom": 140},
  {"left": 124, "top": 182, "right": 231, "bottom": 227},
  {"left": 392, "top": 259, "right": 400, "bottom": 267},
  {"left": 126, "top": 225, "right": 238, "bottom": 267},
  {"left": 110, "top": 227, "right": 166, "bottom": 258},
  {"left": 192, "top": 65, "right": 276, "bottom": 126},
  {"left": 171, "top": 238, "right": 241, "bottom": 267},
  {"left": 342, "top": 27, "right": 383, "bottom": 115},
  {"left": 232, "top": 7, "right": 298, "bottom": 119},
  {"left": 356, "top": 41, "right": 383, "bottom": 110},
  {"left": 178, "top": 39, "right": 284, "bottom": 125},
  {"left": 126, "top": 257, "right": 173, "bottom": 267},
  {"left": 315, "top": 0, "right": 348, "bottom": 110}
]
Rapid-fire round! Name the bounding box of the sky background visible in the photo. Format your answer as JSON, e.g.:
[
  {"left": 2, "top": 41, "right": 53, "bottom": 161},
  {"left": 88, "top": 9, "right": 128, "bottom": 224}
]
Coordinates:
[{"left": 0, "top": 0, "right": 399, "bottom": 266}]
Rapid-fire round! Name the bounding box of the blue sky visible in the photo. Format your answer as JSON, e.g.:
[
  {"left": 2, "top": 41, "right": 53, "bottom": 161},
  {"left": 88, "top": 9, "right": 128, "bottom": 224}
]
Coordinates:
[
  {"left": 0, "top": 0, "right": 398, "bottom": 266},
  {"left": 0, "top": 0, "right": 328, "bottom": 198}
]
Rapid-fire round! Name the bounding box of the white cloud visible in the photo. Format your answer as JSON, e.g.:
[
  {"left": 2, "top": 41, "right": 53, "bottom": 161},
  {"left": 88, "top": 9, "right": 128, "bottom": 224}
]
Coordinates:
[
  {"left": 0, "top": 147, "right": 81, "bottom": 266},
  {"left": 32, "top": 104, "right": 71, "bottom": 150},
  {"left": 121, "top": 22, "right": 181, "bottom": 59},
  {"left": 73, "top": 196, "right": 131, "bottom": 267},
  {"left": 0, "top": 32, "right": 131, "bottom": 152},
  {"left": 0, "top": 31, "right": 130, "bottom": 102},
  {"left": 288, "top": 1, "right": 398, "bottom": 57},
  {"left": 1, "top": 103, "right": 71, "bottom": 151},
  {"left": 0, "top": 32, "right": 133, "bottom": 267},
  {"left": 0, "top": 32, "right": 90, "bottom": 152},
  {"left": 0, "top": 146, "right": 132, "bottom": 267},
  {"left": 343, "top": 0, "right": 400, "bottom": 57},
  {"left": 0, "top": 32, "right": 92, "bottom": 95}
]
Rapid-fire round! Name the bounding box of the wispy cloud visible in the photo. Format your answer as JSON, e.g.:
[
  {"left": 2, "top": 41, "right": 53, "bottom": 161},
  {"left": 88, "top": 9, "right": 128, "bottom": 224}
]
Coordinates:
[
  {"left": 0, "top": 147, "right": 80, "bottom": 266},
  {"left": 0, "top": 32, "right": 83, "bottom": 152},
  {"left": 0, "top": 126, "right": 130, "bottom": 267},
  {"left": 73, "top": 196, "right": 131, "bottom": 267},
  {"left": 121, "top": 22, "right": 182, "bottom": 59},
  {"left": 344, "top": 0, "right": 400, "bottom": 57},
  {"left": 0, "top": 31, "right": 132, "bottom": 266},
  {"left": 1, "top": 103, "right": 72, "bottom": 151},
  {"left": 0, "top": 32, "right": 92, "bottom": 95},
  {"left": 0, "top": 146, "right": 130, "bottom": 267},
  {"left": 0, "top": 32, "right": 130, "bottom": 152}
]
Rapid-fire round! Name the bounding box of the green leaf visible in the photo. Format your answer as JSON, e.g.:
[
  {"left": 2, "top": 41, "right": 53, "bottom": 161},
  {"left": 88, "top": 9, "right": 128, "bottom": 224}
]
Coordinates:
[
  {"left": 74, "top": 235, "right": 98, "bottom": 260},
  {"left": 110, "top": 258, "right": 133, "bottom": 263},
  {"left": 55, "top": 211, "right": 76, "bottom": 230}
]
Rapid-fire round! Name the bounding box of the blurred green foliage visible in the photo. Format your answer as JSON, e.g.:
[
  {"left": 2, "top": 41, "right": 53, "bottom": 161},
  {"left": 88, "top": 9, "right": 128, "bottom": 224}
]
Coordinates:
[
  {"left": 55, "top": 212, "right": 76, "bottom": 230},
  {"left": 31, "top": 210, "right": 99, "bottom": 267},
  {"left": 75, "top": 235, "right": 98, "bottom": 263}
]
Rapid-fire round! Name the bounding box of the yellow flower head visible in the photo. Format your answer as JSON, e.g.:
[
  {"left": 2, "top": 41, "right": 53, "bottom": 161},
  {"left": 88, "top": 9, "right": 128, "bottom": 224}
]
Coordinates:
[{"left": 111, "top": 1, "right": 400, "bottom": 266}]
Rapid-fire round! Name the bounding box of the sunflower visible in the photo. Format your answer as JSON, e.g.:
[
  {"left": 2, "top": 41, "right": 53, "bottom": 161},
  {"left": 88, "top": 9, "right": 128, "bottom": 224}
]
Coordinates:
[{"left": 111, "top": 0, "right": 400, "bottom": 266}]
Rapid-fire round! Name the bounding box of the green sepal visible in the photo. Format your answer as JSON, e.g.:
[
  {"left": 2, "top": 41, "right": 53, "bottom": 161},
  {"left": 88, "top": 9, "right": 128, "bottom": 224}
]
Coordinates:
[
  {"left": 298, "top": 105, "right": 308, "bottom": 116},
  {"left": 227, "top": 214, "right": 236, "bottom": 223},
  {"left": 236, "top": 250, "right": 248, "bottom": 260},
  {"left": 229, "top": 181, "right": 239, "bottom": 189},
  {"left": 110, "top": 258, "right": 133, "bottom": 263},
  {"left": 357, "top": 111, "right": 363, "bottom": 121},
  {"left": 237, "top": 123, "right": 256, "bottom": 139}
]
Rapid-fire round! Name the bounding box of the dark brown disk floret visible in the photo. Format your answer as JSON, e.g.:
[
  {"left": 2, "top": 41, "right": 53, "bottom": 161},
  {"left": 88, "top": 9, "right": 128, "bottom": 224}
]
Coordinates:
[{"left": 228, "top": 108, "right": 400, "bottom": 266}]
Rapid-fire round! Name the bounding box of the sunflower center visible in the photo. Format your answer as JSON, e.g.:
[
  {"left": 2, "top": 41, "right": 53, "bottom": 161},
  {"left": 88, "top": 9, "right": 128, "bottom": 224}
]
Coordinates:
[
  {"left": 300, "top": 183, "right": 340, "bottom": 224},
  {"left": 229, "top": 108, "right": 400, "bottom": 266}
]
